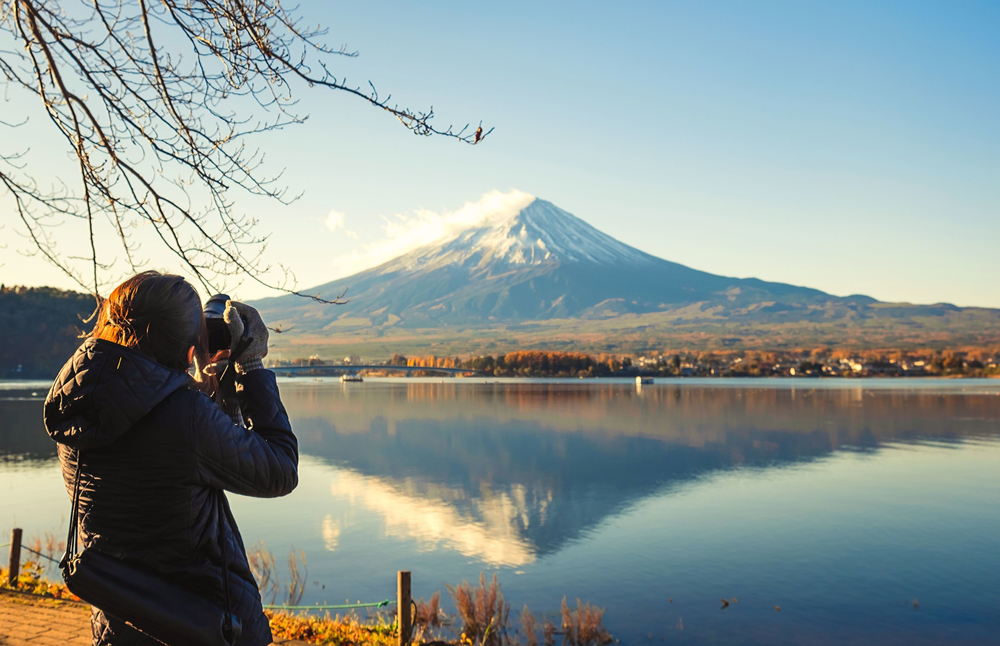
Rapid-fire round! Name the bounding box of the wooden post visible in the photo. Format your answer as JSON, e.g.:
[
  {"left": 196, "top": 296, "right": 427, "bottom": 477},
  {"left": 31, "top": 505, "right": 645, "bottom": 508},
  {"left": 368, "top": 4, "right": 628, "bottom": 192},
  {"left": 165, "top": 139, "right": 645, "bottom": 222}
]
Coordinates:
[
  {"left": 7, "top": 528, "right": 22, "bottom": 586},
  {"left": 397, "top": 570, "right": 411, "bottom": 646}
]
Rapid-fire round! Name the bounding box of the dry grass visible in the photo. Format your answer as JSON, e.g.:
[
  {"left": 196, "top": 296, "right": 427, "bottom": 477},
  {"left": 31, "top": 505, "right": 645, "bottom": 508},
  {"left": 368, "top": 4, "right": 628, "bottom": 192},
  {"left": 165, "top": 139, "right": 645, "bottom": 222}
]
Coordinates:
[
  {"left": 27, "top": 532, "right": 63, "bottom": 567},
  {"left": 446, "top": 572, "right": 510, "bottom": 646},
  {"left": 520, "top": 605, "right": 537, "bottom": 646},
  {"left": 415, "top": 591, "right": 442, "bottom": 628},
  {"left": 248, "top": 543, "right": 308, "bottom": 607},
  {"left": 559, "top": 598, "right": 612, "bottom": 646},
  {"left": 287, "top": 549, "right": 307, "bottom": 607},
  {"left": 542, "top": 620, "right": 556, "bottom": 646},
  {"left": 439, "top": 576, "right": 613, "bottom": 646},
  {"left": 247, "top": 542, "right": 280, "bottom": 605}
]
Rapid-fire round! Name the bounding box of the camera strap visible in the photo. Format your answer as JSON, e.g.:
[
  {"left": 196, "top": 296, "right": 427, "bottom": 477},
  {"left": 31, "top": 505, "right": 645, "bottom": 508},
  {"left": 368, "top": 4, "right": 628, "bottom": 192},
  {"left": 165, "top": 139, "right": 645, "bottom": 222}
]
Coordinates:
[{"left": 216, "top": 335, "right": 253, "bottom": 427}]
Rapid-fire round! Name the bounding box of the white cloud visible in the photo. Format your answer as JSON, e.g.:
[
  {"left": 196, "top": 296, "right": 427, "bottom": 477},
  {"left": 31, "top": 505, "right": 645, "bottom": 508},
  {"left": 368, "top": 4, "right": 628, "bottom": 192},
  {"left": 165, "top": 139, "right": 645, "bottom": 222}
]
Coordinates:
[
  {"left": 325, "top": 209, "right": 359, "bottom": 240},
  {"left": 325, "top": 210, "right": 346, "bottom": 232},
  {"left": 330, "top": 189, "right": 535, "bottom": 276}
]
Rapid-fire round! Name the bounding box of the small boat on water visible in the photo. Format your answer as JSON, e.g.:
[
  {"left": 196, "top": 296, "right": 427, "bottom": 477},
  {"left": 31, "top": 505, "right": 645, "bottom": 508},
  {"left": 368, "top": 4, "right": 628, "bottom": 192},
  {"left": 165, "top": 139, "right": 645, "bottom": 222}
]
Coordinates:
[
  {"left": 340, "top": 374, "right": 363, "bottom": 383},
  {"left": 636, "top": 376, "right": 654, "bottom": 385}
]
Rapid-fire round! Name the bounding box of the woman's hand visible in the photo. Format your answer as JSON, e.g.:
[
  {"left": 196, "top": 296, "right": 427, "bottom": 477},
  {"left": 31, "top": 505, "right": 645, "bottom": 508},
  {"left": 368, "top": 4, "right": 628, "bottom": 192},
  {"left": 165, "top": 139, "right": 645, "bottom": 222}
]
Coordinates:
[
  {"left": 192, "top": 349, "right": 231, "bottom": 391},
  {"left": 202, "top": 349, "right": 231, "bottom": 375},
  {"left": 223, "top": 300, "right": 269, "bottom": 373}
]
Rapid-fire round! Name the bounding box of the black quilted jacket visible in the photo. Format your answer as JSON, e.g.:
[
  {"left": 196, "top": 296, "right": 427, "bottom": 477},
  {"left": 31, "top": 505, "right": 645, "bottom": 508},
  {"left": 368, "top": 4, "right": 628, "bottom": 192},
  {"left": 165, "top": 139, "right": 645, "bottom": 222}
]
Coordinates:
[{"left": 44, "top": 338, "right": 298, "bottom": 646}]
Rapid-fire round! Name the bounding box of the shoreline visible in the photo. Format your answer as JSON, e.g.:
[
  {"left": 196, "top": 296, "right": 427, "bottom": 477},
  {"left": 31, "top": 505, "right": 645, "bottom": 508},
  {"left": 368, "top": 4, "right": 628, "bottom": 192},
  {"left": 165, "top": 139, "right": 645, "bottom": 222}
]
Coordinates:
[{"left": 2, "top": 374, "right": 999, "bottom": 388}]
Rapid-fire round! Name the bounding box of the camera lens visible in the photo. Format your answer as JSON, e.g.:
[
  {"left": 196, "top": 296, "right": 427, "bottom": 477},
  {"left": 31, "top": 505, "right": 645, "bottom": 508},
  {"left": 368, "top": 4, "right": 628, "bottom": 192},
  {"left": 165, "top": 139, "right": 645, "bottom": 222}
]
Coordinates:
[
  {"left": 204, "top": 293, "right": 230, "bottom": 320},
  {"left": 204, "top": 293, "right": 231, "bottom": 354}
]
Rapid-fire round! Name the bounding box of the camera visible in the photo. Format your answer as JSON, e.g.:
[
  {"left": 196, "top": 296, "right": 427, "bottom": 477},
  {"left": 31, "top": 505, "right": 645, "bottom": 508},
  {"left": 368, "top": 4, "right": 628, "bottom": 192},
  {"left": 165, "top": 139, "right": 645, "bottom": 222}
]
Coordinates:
[{"left": 204, "top": 293, "right": 246, "bottom": 355}]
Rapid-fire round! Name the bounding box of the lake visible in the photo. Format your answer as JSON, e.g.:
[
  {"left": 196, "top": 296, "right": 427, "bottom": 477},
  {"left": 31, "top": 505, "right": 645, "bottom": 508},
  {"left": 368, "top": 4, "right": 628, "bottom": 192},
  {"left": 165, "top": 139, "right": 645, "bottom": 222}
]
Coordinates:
[{"left": 2, "top": 377, "right": 1000, "bottom": 645}]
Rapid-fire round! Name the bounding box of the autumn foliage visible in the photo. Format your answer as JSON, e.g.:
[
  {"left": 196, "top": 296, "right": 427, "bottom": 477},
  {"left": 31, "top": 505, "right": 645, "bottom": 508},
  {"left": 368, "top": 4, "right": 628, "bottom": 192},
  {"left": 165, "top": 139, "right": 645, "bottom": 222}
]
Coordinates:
[
  {"left": 265, "top": 610, "right": 399, "bottom": 646},
  {"left": 397, "top": 351, "right": 630, "bottom": 377}
]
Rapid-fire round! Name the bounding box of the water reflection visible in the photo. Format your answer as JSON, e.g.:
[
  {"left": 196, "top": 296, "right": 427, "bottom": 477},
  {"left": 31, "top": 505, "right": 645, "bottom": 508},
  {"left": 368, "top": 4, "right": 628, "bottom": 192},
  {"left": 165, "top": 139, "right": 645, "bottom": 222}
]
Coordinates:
[
  {"left": 0, "top": 389, "right": 56, "bottom": 461},
  {"left": 4, "top": 380, "right": 999, "bottom": 644},
  {"left": 5, "top": 381, "right": 1000, "bottom": 567},
  {"left": 283, "top": 381, "right": 1000, "bottom": 564},
  {"left": 330, "top": 469, "right": 536, "bottom": 566}
]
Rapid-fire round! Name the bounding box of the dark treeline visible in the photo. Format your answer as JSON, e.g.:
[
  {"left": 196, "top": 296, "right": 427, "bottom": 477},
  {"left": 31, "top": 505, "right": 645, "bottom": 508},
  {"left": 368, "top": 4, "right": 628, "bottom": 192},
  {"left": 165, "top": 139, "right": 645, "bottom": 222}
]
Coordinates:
[{"left": 1, "top": 286, "right": 95, "bottom": 378}]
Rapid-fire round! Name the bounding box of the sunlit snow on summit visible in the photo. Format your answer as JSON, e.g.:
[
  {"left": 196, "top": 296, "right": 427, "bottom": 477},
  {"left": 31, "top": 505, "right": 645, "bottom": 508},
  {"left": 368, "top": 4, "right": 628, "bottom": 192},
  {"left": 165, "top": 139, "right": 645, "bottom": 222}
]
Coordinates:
[{"left": 329, "top": 190, "right": 535, "bottom": 278}]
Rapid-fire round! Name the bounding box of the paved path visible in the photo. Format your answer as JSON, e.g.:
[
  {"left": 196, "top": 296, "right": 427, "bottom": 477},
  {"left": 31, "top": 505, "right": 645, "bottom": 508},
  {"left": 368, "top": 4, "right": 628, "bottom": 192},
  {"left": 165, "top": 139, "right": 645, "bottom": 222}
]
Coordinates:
[
  {"left": 0, "top": 591, "right": 91, "bottom": 645},
  {"left": 0, "top": 591, "right": 309, "bottom": 645}
]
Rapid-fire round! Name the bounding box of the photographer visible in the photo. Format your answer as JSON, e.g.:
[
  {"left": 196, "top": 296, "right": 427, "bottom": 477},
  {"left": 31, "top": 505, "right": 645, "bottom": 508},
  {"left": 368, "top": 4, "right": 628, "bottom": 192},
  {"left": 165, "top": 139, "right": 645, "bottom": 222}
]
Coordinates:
[{"left": 43, "top": 271, "right": 297, "bottom": 646}]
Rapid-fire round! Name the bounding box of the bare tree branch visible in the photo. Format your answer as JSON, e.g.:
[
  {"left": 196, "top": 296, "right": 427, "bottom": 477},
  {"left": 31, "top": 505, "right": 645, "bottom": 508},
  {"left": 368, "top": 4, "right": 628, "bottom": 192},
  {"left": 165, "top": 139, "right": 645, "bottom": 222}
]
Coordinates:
[{"left": 0, "top": 0, "right": 493, "bottom": 300}]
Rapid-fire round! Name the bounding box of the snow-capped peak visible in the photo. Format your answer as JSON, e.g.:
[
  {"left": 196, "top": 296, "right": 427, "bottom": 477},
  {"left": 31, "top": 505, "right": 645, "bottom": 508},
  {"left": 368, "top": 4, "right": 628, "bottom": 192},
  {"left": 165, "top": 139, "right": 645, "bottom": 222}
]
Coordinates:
[{"left": 379, "top": 196, "right": 658, "bottom": 273}]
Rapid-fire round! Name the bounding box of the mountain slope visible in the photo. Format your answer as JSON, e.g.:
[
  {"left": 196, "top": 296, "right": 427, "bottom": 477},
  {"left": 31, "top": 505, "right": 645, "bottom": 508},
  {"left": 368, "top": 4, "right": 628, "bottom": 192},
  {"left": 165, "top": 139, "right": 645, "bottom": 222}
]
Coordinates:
[{"left": 256, "top": 197, "right": 875, "bottom": 333}]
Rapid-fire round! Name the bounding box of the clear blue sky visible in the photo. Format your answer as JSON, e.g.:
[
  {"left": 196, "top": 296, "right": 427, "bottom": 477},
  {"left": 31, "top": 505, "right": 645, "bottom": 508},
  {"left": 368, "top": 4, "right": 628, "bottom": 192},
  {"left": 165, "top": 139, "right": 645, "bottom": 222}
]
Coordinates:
[{"left": 3, "top": 1, "right": 999, "bottom": 306}]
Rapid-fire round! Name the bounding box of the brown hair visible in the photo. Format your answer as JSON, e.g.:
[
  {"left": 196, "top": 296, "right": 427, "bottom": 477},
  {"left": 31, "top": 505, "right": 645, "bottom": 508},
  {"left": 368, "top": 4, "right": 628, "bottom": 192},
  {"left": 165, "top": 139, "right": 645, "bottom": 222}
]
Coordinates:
[{"left": 92, "top": 271, "right": 208, "bottom": 372}]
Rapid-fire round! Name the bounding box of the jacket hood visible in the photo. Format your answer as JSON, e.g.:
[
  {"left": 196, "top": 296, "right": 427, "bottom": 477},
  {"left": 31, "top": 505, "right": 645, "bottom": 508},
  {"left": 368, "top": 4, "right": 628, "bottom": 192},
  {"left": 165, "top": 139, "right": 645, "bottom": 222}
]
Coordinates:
[{"left": 45, "top": 338, "right": 194, "bottom": 449}]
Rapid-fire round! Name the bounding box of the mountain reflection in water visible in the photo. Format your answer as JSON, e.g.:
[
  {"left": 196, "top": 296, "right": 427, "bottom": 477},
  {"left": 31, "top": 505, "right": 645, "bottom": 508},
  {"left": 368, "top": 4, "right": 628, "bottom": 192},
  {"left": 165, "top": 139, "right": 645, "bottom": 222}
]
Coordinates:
[
  {"left": 278, "top": 381, "right": 1000, "bottom": 566},
  {"left": 4, "top": 379, "right": 1000, "bottom": 644},
  {"left": 5, "top": 381, "right": 1000, "bottom": 564}
]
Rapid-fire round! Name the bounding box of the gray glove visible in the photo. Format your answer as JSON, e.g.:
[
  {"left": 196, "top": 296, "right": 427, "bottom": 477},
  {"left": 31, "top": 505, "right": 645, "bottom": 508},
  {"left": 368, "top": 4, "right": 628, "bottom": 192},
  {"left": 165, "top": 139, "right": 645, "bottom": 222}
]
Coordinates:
[{"left": 224, "top": 300, "right": 269, "bottom": 373}]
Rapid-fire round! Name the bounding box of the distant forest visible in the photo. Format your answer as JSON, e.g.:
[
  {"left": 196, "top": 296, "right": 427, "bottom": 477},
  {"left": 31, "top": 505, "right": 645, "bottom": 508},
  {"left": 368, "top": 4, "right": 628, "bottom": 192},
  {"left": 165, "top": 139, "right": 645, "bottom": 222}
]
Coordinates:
[{"left": 1, "top": 286, "right": 94, "bottom": 378}]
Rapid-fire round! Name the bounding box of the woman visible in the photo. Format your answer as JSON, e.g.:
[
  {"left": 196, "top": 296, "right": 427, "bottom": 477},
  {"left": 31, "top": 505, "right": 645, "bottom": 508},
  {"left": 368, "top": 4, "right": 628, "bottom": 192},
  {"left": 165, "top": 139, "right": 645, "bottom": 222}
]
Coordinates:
[{"left": 43, "top": 271, "right": 298, "bottom": 646}]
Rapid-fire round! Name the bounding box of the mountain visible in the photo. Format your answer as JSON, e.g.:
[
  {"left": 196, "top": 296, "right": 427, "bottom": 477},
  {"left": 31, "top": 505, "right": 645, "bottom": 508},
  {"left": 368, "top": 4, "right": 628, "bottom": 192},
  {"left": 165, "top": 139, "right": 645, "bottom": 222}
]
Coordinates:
[
  {"left": 257, "top": 198, "right": 865, "bottom": 325},
  {"left": 254, "top": 196, "right": 1000, "bottom": 355}
]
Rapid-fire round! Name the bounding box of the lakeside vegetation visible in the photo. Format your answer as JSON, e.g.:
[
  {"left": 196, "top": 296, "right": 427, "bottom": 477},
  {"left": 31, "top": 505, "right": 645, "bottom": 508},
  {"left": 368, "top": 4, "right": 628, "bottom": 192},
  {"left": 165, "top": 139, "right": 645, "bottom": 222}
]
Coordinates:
[
  {"left": 274, "top": 347, "right": 1000, "bottom": 379},
  {"left": 2, "top": 536, "right": 613, "bottom": 646}
]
